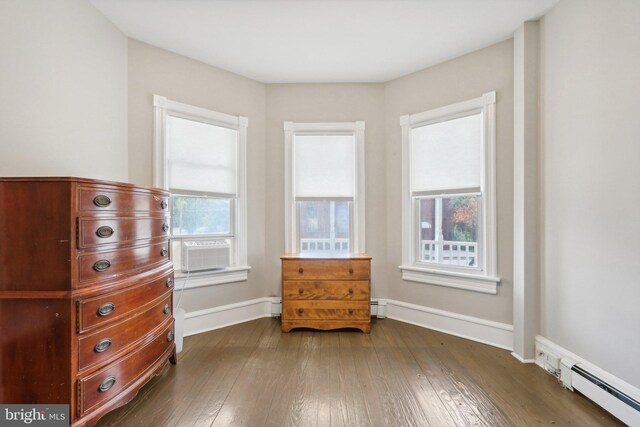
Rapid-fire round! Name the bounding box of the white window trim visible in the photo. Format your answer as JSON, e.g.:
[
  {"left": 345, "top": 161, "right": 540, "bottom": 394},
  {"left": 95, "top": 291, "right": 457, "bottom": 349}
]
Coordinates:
[
  {"left": 284, "top": 121, "right": 366, "bottom": 254},
  {"left": 153, "top": 95, "right": 250, "bottom": 283},
  {"left": 399, "top": 92, "right": 500, "bottom": 294}
]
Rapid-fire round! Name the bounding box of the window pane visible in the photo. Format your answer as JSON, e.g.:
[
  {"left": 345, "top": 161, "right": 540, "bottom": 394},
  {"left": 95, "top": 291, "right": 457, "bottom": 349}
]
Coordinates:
[
  {"left": 298, "top": 200, "right": 351, "bottom": 253},
  {"left": 411, "top": 113, "right": 482, "bottom": 193},
  {"left": 294, "top": 134, "right": 355, "bottom": 197},
  {"left": 172, "top": 196, "right": 231, "bottom": 236},
  {"left": 418, "top": 195, "right": 479, "bottom": 267},
  {"left": 167, "top": 115, "right": 238, "bottom": 195}
]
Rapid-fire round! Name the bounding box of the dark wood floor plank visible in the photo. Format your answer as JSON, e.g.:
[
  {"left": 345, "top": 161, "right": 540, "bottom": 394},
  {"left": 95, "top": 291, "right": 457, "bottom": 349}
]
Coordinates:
[
  {"left": 376, "top": 320, "right": 460, "bottom": 427},
  {"left": 209, "top": 319, "right": 284, "bottom": 426},
  {"left": 95, "top": 318, "right": 624, "bottom": 427},
  {"left": 388, "top": 320, "right": 511, "bottom": 427},
  {"left": 173, "top": 318, "right": 270, "bottom": 426},
  {"left": 335, "top": 331, "right": 373, "bottom": 426},
  {"left": 96, "top": 326, "right": 230, "bottom": 427},
  {"left": 345, "top": 327, "right": 393, "bottom": 427},
  {"left": 264, "top": 329, "right": 318, "bottom": 427},
  {"left": 368, "top": 320, "right": 441, "bottom": 426},
  {"left": 455, "top": 331, "right": 625, "bottom": 426}
]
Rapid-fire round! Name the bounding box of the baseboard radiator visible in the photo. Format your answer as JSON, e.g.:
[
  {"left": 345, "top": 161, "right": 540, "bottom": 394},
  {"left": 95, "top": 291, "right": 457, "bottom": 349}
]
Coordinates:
[{"left": 565, "top": 363, "right": 640, "bottom": 425}]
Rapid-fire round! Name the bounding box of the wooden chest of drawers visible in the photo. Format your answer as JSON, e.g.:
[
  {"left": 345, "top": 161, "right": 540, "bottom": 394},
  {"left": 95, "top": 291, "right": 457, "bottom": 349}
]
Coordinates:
[
  {"left": 0, "top": 177, "right": 176, "bottom": 427},
  {"left": 281, "top": 254, "right": 371, "bottom": 333}
]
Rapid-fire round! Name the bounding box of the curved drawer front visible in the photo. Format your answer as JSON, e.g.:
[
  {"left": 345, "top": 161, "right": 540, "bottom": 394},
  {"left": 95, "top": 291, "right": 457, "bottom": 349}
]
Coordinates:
[
  {"left": 78, "top": 241, "right": 170, "bottom": 285},
  {"left": 78, "top": 187, "right": 169, "bottom": 214},
  {"left": 283, "top": 281, "right": 369, "bottom": 300},
  {"left": 282, "top": 259, "right": 370, "bottom": 280},
  {"left": 78, "top": 217, "right": 170, "bottom": 248},
  {"left": 282, "top": 301, "right": 370, "bottom": 321},
  {"left": 78, "top": 270, "right": 174, "bottom": 332},
  {"left": 78, "top": 294, "right": 173, "bottom": 371},
  {"left": 78, "top": 320, "right": 174, "bottom": 415}
]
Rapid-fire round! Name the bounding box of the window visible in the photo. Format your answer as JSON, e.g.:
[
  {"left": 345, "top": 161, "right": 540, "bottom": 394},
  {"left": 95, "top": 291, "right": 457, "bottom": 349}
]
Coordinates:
[
  {"left": 284, "top": 122, "right": 365, "bottom": 255},
  {"left": 154, "top": 95, "right": 249, "bottom": 285},
  {"left": 399, "top": 92, "right": 500, "bottom": 294}
]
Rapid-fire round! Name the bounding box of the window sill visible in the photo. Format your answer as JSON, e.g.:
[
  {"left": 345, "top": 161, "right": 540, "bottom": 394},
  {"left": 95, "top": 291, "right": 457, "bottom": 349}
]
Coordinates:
[
  {"left": 399, "top": 265, "right": 500, "bottom": 294},
  {"left": 173, "top": 265, "right": 251, "bottom": 290}
]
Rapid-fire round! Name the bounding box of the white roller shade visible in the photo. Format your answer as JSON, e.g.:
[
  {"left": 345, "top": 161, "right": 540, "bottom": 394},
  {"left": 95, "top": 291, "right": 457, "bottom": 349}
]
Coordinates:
[
  {"left": 167, "top": 115, "right": 238, "bottom": 195},
  {"left": 410, "top": 112, "right": 482, "bottom": 194},
  {"left": 294, "top": 134, "right": 355, "bottom": 198}
]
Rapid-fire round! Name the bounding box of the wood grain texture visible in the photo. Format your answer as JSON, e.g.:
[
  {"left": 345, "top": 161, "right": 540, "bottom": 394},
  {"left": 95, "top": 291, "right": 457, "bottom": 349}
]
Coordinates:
[
  {"left": 282, "top": 259, "right": 370, "bottom": 280},
  {"left": 96, "top": 318, "right": 625, "bottom": 427},
  {"left": 0, "top": 178, "right": 176, "bottom": 427},
  {"left": 281, "top": 256, "right": 371, "bottom": 333},
  {"left": 283, "top": 280, "right": 369, "bottom": 300}
]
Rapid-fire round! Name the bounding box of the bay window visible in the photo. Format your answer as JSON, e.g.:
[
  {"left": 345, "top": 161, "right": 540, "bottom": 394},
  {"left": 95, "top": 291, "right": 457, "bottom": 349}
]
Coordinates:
[
  {"left": 284, "top": 122, "right": 365, "bottom": 255},
  {"left": 400, "top": 92, "right": 500, "bottom": 293},
  {"left": 154, "top": 95, "right": 249, "bottom": 285}
]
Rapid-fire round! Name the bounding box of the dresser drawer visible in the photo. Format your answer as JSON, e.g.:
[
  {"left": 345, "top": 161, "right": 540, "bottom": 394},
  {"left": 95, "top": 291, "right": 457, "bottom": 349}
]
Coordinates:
[
  {"left": 78, "top": 294, "right": 172, "bottom": 372},
  {"left": 78, "top": 320, "right": 174, "bottom": 415},
  {"left": 282, "top": 259, "right": 370, "bottom": 280},
  {"left": 282, "top": 301, "right": 370, "bottom": 321},
  {"left": 283, "top": 280, "right": 369, "bottom": 300},
  {"left": 78, "top": 186, "right": 169, "bottom": 214},
  {"left": 78, "top": 217, "right": 170, "bottom": 249},
  {"left": 78, "top": 241, "right": 170, "bottom": 285},
  {"left": 78, "top": 270, "right": 174, "bottom": 332}
]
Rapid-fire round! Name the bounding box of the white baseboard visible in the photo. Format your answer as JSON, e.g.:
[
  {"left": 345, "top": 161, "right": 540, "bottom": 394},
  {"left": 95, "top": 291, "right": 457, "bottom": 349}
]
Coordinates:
[
  {"left": 183, "top": 297, "right": 278, "bottom": 337},
  {"left": 380, "top": 299, "right": 514, "bottom": 351},
  {"left": 183, "top": 297, "right": 513, "bottom": 352},
  {"left": 535, "top": 335, "right": 640, "bottom": 425}
]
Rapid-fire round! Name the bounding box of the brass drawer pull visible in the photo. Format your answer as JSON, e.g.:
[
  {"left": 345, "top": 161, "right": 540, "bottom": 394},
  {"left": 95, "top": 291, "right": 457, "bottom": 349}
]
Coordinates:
[
  {"left": 298, "top": 268, "right": 304, "bottom": 274},
  {"left": 167, "top": 331, "right": 174, "bottom": 342},
  {"left": 163, "top": 304, "right": 171, "bottom": 315},
  {"left": 95, "top": 226, "right": 114, "bottom": 238},
  {"left": 93, "top": 259, "right": 111, "bottom": 272},
  {"left": 162, "top": 223, "right": 169, "bottom": 232},
  {"left": 98, "top": 376, "right": 116, "bottom": 392},
  {"left": 160, "top": 200, "right": 168, "bottom": 210},
  {"left": 94, "top": 338, "right": 112, "bottom": 353},
  {"left": 297, "top": 308, "right": 304, "bottom": 315},
  {"left": 160, "top": 248, "right": 168, "bottom": 257},
  {"left": 166, "top": 278, "right": 173, "bottom": 288},
  {"left": 97, "top": 302, "right": 115, "bottom": 317},
  {"left": 93, "top": 195, "right": 111, "bottom": 207}
]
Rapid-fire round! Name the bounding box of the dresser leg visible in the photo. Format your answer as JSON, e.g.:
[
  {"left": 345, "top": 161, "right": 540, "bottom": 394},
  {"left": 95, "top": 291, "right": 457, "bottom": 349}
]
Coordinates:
[{"left": 169, "top": 347, "right": 178, "bottom": 365}]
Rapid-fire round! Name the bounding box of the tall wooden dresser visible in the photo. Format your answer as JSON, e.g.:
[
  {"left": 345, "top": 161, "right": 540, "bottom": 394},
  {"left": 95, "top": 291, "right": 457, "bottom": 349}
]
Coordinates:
[
  {"left": 0, "top": 177, "right": 176, "bottom": 427},
  {"left": 281, "top": 254, "right": 371, "bottom": 333}
]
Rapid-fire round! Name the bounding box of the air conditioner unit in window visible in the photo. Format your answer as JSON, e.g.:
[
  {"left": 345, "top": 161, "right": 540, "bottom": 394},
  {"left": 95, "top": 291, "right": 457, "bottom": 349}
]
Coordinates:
[{"left": 181, "top": 239, "right": 231, "bottom": 272}]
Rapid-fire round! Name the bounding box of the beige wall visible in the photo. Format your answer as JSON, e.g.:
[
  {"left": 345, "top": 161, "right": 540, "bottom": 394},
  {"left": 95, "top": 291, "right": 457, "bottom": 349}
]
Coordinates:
[
  {"left": 384, "top": 40, "right": 515, "bottom": 324},
  {"left": 0, "top": 0, "right": 128, "bottom": 181},
  {"left": 128, "top": 40, "right": 267, "bottom": 311},
  {"left": 264, "top": 84, "right": 386, "bottom": 297},
  {"left": 540, "top": 0, "right": 640, "bottom": 387}
]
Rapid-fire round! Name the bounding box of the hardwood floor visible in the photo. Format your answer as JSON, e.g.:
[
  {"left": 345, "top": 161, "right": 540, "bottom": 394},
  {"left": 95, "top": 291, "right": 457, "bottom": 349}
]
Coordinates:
[{"left": 97, "top": 318, "right": 623, "bottom": 426}]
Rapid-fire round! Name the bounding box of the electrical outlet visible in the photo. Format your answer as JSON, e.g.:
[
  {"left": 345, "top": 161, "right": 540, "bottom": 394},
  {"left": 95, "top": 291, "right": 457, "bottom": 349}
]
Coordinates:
[{"left": 545, "top": 353, "right": 561, "bottom": 370}]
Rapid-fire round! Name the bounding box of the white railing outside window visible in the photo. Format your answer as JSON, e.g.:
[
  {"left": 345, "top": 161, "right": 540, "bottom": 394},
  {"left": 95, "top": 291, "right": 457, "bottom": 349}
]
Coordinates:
[
  {"left": 300, "top": 238, "right": 349, "bottom": 253},
  {"left": 421, "top": 239, "right": 477, "bottom": 267}
]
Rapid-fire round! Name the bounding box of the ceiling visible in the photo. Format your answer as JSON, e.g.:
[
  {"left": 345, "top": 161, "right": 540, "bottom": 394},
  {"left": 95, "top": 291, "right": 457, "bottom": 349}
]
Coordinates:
[{"left": 89, "top": 0, "right": 559, "bottom": 83}]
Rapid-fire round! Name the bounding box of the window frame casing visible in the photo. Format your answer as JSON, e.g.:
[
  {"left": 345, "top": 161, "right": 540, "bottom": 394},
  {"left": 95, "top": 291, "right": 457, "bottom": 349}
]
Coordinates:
[
  {"left": 399, "top": 92, "right": 500, "bottom": 294},
  {"left": 284, "top": 121, "right": 365, "bottom": 254},
  {"left": 153, "top": 95, "right": 249, "bottom": 286}
]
